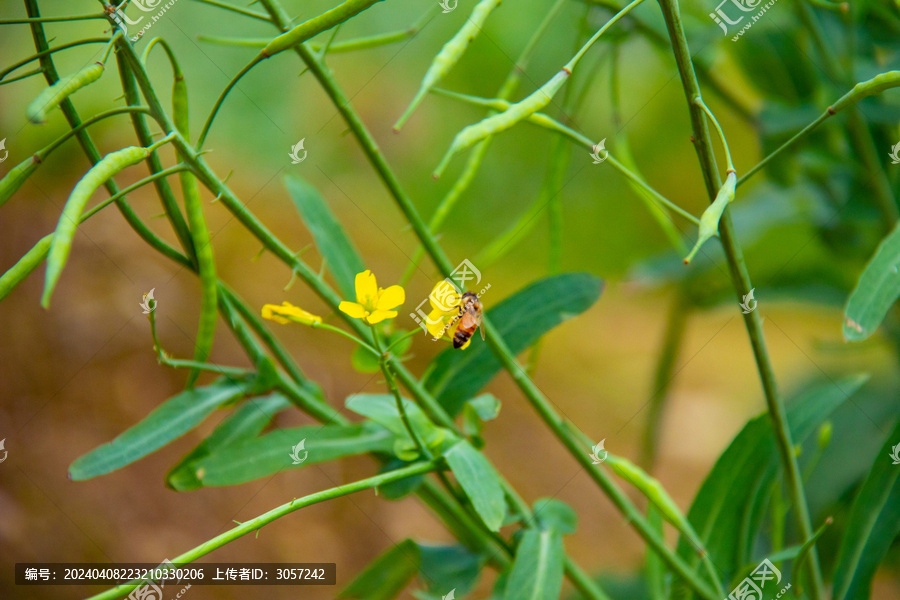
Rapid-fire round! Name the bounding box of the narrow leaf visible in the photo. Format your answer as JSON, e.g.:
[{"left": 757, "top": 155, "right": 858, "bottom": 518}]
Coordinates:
[
  {"left": 503, "top": 529, "right": 565, "bottom": 600},
  {"left": 285, "top": 175, "right": 364, "bottom": 300},
  {"left": 844, "top": 222, "right": 900, "bottom": 341},
  {"left": 832, "top": 418, "right": 900, "bottom": 600},
  {"left": 190, "top": 422, "right": 394, "bottom": 487},
  {"left": 444, "top": 440, "right": 506, "bottom": 531},
  {"left": 338, "top": 539, "right": 420, "bottom": 599},
  {"left": 425, "top": 273, "right": 603, "bottom": 416},
  {"left": 166, "top": 394, "right": 292, "bottom": 491},
  {"left": 69, "top": 377, "right": 248, "bottom": 480}
]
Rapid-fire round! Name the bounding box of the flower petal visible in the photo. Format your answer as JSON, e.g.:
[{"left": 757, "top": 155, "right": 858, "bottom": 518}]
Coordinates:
[
  {"left": 355, "top": 270, "right": 377, "bottom": 306},
  {"left": 428, "top": 280, "right": 460, "bottom": 313},
  {"left": 261, "top": 304, "right": 291, "bottom": 325},
  {"left": 376, "top": 285, "right": 405, "bottom": 310},
  {"left": 426, "top": 309, "right": 453, "bottom": 338},
  {"left": 366, "top": 309, "right": 398, "bottom": 324},
  {"left": 262, "top": 302, "right": 323, "bottom": 325},
  {"left": 339, "top": 301, "right": 367, "bottom": 319}
]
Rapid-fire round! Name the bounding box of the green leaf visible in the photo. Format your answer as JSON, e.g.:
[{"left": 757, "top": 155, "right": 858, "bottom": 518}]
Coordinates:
[
  {"left": 674, "top": 375, "right": 868, "bottom": 594},
  {"left": 285, "top": 174, "right": 365, "bottom": 300},
  {"left": 462, "top": 394, "right": 501, "bottom": 437},
  {"left": 166, "top": 394, "right": 292, "bottom": 491},
  {"left": 69, "top": 377, "right": 249, "bottom": 481},
  {"left": 844, "top": 222, "right": 900, "bottom": 341},
  {"left": 351, "top": 344, "right": 381, "bottom": 373},
  {"left": 414, "top": 543, "right": 485, "bottom": 599},
  {"left": 502, "top": 529, "right": 565, "bottom": 600},
  {"left": 377, "top": 458, "right": 426, "bottom": 500},
  {"left": 425, "top": 273, "right": 603, "bottom": 416},
  {"left": 532, "top": 498, "right": 577, "bottom": 534},
  {"left": 189, "top": 422, "right": 394, "bottom": 486},
  {"left": 444, "top": 440, "right": 506, "bottom": 532},
  {"left": 338, "top": 539, "right": 420, "bottom": 599},
  {"left": 346, "top": 394, "right": 445, "bottom": 450},
  {"left": 832, "top": 418, "right": 900, "bottom": 600}
]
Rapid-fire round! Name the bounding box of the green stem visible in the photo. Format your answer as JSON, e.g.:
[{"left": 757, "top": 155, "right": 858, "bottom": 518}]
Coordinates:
[
  {"left": 84, "top": 461, "right": 439, "bottom": 600},
  {"left": 566, "top": 0, "right": 648, "bottom": 70},
  {"left": 39, "top": 106, "right": 151, "bottom": 157},
  {"left": 0, "top": 14, "right": 106, "bottom": 24},
  {"left": 311, "top": 321, "right": 378, "bottom": 355},
  {"left": 81, "top": 165, "right": 189, "bottom": 221},
  {"left": 737, "top": 111, "right": 829, "bottom": 187},
  {"left": 0, "top": 37, "right": 108, "bottom": 81},
  {"left": 189, "top": 0, "right": 273, "bottom": 21},
  {"left": 654, "top": 1, "right": 824, "bottom": 598},
  {"left": 694, "top": 97, "right": 734, "bottom": 172},
  {"left": 373, "top": 327, "right": 429, "bottom": 458},
  {"left": 24, "top": 1, "right": 190, "bottom": 270}
]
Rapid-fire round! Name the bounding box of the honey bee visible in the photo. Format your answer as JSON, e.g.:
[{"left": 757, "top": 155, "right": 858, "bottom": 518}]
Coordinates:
[{"left": 453, "top": 292, "right": 484, "bottom": 349}]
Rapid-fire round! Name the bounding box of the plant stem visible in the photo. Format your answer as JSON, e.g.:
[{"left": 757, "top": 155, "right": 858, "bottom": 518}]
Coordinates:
[
  {"left": 372, "top": 327, "right": 429, "bottom": 457},
  {"left": 0, "top": 37, "right": 108, "bottom": 81},
  {"left": 24, "top": 0, "right": 190, "bottom": 269},
  {"left": 654, "top": 1, "right": 824, "bottom": 598},
  {"left": 0, "top": 14, "right": 106, "bottom": 24},
  {"left": 189, "top": 0, "right": 273, "bottom": 22},
  {"left": 84, "top": 461, "right": 439, "bottom": 600}
]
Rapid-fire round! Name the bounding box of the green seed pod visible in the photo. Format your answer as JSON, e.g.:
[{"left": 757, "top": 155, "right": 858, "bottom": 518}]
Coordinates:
[
  {"left": 395, "top": 0, "right": 503, "bottom": 129},
  {"left": 172, "top": 72, "right": 218, "bottom": 387},
  {"left": 606, "top": 454, "right": 691, "bottom": 536},
  {"left": 0, "top": 154, "right": 41, "bottom": 208},
  {"left": 26, "top": 62, "right": 105, "bottom": 125},
  {"left": 42, "top": 145, "right": 150, "bottom": 308},
  {"left": 433, "top": 69, "right": 570, "bottom": 177},
  {"left": 683, "top": 170, "right": 737, "bottom": 264},
  {"left": 831, "top": 70, "right": 900, "bottom": 114},
  {"left": 0, "top": 234, "right": 53, "bottom": 302},
  {"left": 261, "top": 0, "right": 383, "bottom": 58}
]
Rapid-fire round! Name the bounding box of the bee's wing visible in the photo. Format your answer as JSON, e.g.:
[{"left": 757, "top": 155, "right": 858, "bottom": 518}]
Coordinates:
[{"left": 477, "top": 310, "right": 485, "bottom": 340}]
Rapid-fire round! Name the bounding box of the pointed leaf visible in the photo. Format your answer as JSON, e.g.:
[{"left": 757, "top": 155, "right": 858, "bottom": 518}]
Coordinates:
[
  {"left": 503, "top": 529, "right": 565, "bottom": 600},
  {"left": 533, "top": 498, "right": 577, "bottom": 534},
  {"left": 425, "top": 273, "right": 603, "bottom": 416},
  {"left": 69, "top": 377, "right": 249, "bottom": 480},
  {"left": 832, "top": 418, "right": 900, "bottom": 600},
  {"left": 338, "top": 539, "right": 420, "bottom": 599},
  {"left": 285, "top": 175, "right": 364, "bottom": 300},
  {"left": 346, "top": 394, "right": 444, "bottom": 448},
  {"left": 444, "top": 440, "right": 506, "bottom": 531},
  {"left": 414, "top": 543, "right": 484, "bottom": 599},
  {"left": 844, "top": 222, "right": 900, "bottom": 341},
  {"left": 190, "top": 422, "right": 394, "bottom": 486},
  {"left": 167, "top": 393, "right": 292, "bottom": 490}
]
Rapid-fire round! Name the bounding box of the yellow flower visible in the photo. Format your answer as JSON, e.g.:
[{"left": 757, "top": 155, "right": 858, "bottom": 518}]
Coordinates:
[
  {"left": 425, "top": 280, "right": 461, "bottom": 339},
  {"left": 339, "top": 270, "right": 405, "bottom": 325},
  {"left": 261, "top": 302, "right": 323, "bottom": 325}
]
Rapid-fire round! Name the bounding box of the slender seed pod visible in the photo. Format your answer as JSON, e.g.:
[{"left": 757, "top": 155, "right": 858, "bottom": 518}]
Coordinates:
[
  {"left": 433, "top": 69, "right": 570, "bottom": 177},
  {"left": 261, "top": 0, "right": 384, "bottom": 58},
  {"left": 394, "top": 0, "right": 503, "bottom": 130},
  {"left": 831, "top": 70, "right": 900, "bottom": 114},
  {"left": 683, "top": 170, "right": 737, "bottom": 264},
  {"left": 42, "top": 145, "right": 150, "bottom": 308},
  {"left": 26, "top": 62, "right": 105, "bottom": 124},
  {"left": 173, "top": 70, "right": 218, "bottom": 388},
  {"left": 0, "top": 154, "right": 42, "bottom": 208},
  {"left": 0, "top": 234, "right": 52, "bottom": 302}
]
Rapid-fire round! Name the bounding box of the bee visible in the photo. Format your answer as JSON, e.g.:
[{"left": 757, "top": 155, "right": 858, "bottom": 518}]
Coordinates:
[{"left": 452, "top": 292, "right": 484, "bottom": 349}]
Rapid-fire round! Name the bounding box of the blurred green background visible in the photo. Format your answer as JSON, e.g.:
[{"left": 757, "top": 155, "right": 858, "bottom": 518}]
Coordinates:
[{"left": 1, "top": 0, "right": 900, "bottom": 598}]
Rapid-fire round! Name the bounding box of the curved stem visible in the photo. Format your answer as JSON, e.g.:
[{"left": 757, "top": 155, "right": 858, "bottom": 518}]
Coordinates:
[
  {"left": 0, "top": 37, "right": 108, "bottom": 81},
  {"left": 189, "top": 0, "right": 273, "bottom": 21},
  {"left": 694, "top": 97, "right": 734, "bottom": 172},
  {"left": 81, "top": 165, "right": 189, "bottom": 220},
  {"left": 83, "top": 461, "right": 439, "bottom": 600},
  {"left": 38, "top": 106, "right": 151, "bottom": 157},
  {"left": 655, "top": 1, "right": 823, "bottom": 598},
  {"left": 196, "top": 55, "right": 265, "bottom": 149},
  {"left": 0, "top": 14, "right": 106, "bottom": 24}
]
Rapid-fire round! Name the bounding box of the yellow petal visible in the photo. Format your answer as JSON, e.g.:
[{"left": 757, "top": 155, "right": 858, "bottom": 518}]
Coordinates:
[
  {"left": 365, "top": 309, "right": 398, "bottom": 324},
  {"left": 428, "top": 280, "right": 460, "bottom": 313},
  {"left": 355, "top": 270, "right": 377, "bottom": 306},
  {"left": 426, "top": 309, "right": 452, "bottom": 338},
  {"left": 261, "top": 304, "right": 291, "bottom": 325},
  {"left": 339, "top": 301, "right": 367, "bottom": 319},
  {"left": 376, "top": 285, "right": 405, "bottom": 310}
]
